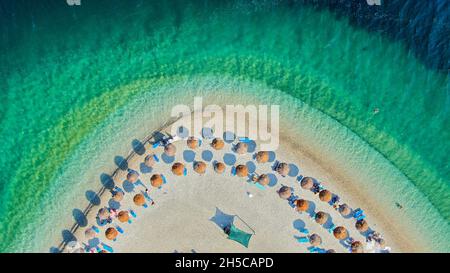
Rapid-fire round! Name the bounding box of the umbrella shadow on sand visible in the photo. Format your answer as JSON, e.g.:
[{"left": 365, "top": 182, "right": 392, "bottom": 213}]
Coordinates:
[
  {"left": 114, "top": 156, "right": 128, "bottom": 170},
  {"left": 209, "top": 207, "right": 235, "bottom": 230},
  {"left": 132, "top": 139, "right": 146, "bottom": 155},
  {"left": 72, "top": 209, "right": 88, "bottom": 227}
]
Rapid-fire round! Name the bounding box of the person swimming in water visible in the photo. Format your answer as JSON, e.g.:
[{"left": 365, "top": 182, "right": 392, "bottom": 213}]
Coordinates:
[{"left": 395, "top": 202, "right": 403, "bottom": 209}]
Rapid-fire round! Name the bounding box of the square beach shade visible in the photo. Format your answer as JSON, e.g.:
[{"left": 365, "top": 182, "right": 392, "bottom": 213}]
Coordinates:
[{"left": 227, "top": 224, "right": 253, "bottom": 248}]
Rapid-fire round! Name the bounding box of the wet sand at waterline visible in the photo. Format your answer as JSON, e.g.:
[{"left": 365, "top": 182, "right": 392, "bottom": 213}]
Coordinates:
[{"left": 70, "top": 114, "right": 427, "bottom": 253}]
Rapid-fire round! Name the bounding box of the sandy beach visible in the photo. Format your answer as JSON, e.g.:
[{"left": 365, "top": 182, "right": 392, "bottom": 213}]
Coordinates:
[{"left": 61, "top": 111, "right": 427, "bottom": 254}]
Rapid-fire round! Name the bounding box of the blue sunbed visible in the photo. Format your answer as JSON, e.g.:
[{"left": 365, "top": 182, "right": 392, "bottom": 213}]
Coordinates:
[
  {"left": 297, "top": 237, "right": 309, "bottom": 243},
  {"left": 162, "top": 174, "right": 167, "bottom": 184},
  {"left": 299, "top": 228, "right": 309, "bottom": 234},
  {"left": 129, "top": 209, "right": 137, "bottom": 218},
  {"left": 153, "top": 154, "right": 159, "bottom": 162},
  {"left": 116, "top": 226, "right": 124, "bottom": 234},
  {"left": 143, "top": 203, "right": 148, "bottom": 208},
  {"left": 254, "top": 183, "right": 266, "bottom": 190},
  {"left": 328, "top": 224, "right": 335, "bottom": 233},
  {"left": 231, "top": 166, "right": 236, "bottom": 176},
  {"left": 238, "top": 137, "right": 251, "bottom": 143},
  {"left": 152, "top": 142, "right": 160, "bottom": 148},
  {"left": 296, "top": 175, "right": 303, "bottom": 182},
  {"left": 101, "top": 243, "right": 114, "bottom": 253},
  {"left": 199, "top": 139, "right": 202, "bottom": 146},
  {"left": 183, "top": 168, "right": 187, "bottom": 176},
  {"left": 92, "top": 225, "right": 100, "bottom": 233}
]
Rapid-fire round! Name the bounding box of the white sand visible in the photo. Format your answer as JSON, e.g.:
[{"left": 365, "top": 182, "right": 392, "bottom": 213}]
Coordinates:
[{"left": 69, "top": 113, "right": 421, "bottom": 253}]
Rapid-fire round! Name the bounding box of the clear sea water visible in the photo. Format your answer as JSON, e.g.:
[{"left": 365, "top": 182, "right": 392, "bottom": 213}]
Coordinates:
[{"left": 0, "top": 0, "right": 449, "bottom": 252}]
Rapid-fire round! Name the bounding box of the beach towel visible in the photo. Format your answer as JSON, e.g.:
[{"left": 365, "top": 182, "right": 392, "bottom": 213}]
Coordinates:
[{"left": 227, "top": 224, "right": 253, "bottom": 248}]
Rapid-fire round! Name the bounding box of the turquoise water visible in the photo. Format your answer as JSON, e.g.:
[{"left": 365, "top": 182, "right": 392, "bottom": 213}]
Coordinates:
[{"left": 0, "top": 0, "right": 449, "bottom": 252}]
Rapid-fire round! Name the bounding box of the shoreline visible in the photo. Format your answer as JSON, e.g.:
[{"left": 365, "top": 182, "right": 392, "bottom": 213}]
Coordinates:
[{"left": 60, "top": 110, "right": 431, "bottom": 253}]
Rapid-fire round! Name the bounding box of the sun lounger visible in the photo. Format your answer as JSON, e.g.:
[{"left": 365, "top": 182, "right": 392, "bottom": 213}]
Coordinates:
[
  {"left": 308, "top": 247, "right": 319, "bottom": 253},
  {"left": 143, "top": 203, "right": 148, "bottom": 208},
  {"left": 152, "top": 142, "right": 160, "bottom": 148},
  {"left": 162, "top": 174, "right": 167, "bottom": 184},
  {"left": 199, "top": 139, "right": 202, "bottom": 146},
  {"left": 231, "top": 166, "right": 236, "bottom": 176},
  {"left": 92, "top": 225, "right": 100, "bottom": 233},
  {"left": 238, "top": 137, "right": 252, "bottom": 143},
  {"left": 328, "top": 224, "right": 335, "bottom": 233},
  {"left": 356, "top": 214, "right": 366, "bottom": 221},
  {"left": 153, "top": 154, "right": 159, "bottom": 162},
  {"left": 299, "top": 228, "right": 309, "bottom": 234},
  {"left": 353, "top": 208, "right": 363, "bottom": 218},
  {"left": 254, "top": 183, "right": 266, "bottom": 190},
  {"left": 296, "top": 175, "right": 303, "bottom": 181},
  {"left": 129, "top": 209, "right": 137, "bottom": 218},
  {"left": 116, "top": 226, "right": 124, "bottom": 234},
  {"left": 297, "top": 237, "right": 309, "bottom": 243},
  {"left": 101, "top": 243, "right": 114, "bottom": 253},
  {"left": 317, "top": 248, "right": 327, "bottom": 253},
  {"left": 183, "top": 168, "right": 187, "bottom": 176}
]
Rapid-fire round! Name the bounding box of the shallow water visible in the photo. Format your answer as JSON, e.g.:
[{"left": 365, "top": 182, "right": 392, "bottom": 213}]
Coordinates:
[{"left": 0, "top": 0, "right": 449, "bottom": 252}]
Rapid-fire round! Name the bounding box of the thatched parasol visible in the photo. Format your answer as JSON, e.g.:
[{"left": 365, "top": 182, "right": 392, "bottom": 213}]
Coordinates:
[
  {"left": 126, "top": 172, "right": 139, "bottom": 183},
  {"left": 112, "top": 191, "right": 124, "bottom": 202},
  {"left": 309, "top": 234, "right": 322, "bottom": 246},
  {"left": 150, "top": 174, "right": 164, "bottom": 188},
  {"left": 133, "top": 193, "right": 146, "bottom": 206},
  {"left": 105, "top": 227, "right": 118, "bottom": 241},
  {"left": 171, "top": 162, "right": 185, "bottom": 176},
  {"left": 194, "top": 161, "right": 207, "bottom": 174},
  {"left": 187, "top": 137, "right": 199, "bottom": 149},
  {"left": 339, "top": 204, "right": 352, "bottom": 217},
  {"left": 255, "top": 151, "right": 269, "bottom": 163},
  {"left": 214, "top": 162, "right": 226, "bottom": 174},
  {"left": 355, "top": 219, "right": 369, "bottom": 232},
  {"left": 117, "top": 211, "right": 129, "bottom": 223},
  {"left": 295, "top": 199, "right": 309, "bottom": 212},
  {"left": 235, "top": 165, "right": 248, "bottom": 177},
  {"left": 278, "top": 186, "right": 291, "bottom": 199},
  {"left": 319, "top": 190, "right": 332, "bottom": 202},
  {"left": 314, "top": 211, "right": 329, "bottom": 225},
  {"left": 211, "top": 138, "right": 225, "bottom": 150},
  {"left": 257, "top": 174, "right": 270, "bottom": 186},
  {"left": 235, "top": 142, "right": 248, "bottom": 154},
  {"left": 164, "top": 143, "right": 176, "bottom": 157},
  {"left": 351, "top": 241, "right": 364, "bottom": 253},
  {"left": 333, "top": 226, "right": 348, "bottom": 240},
  {"left": 144, "top": 154, "right": 156, "bottom": 168},
  {"left": 300, "top": 177, "right": 314, "bottom": 190},
  {"left": 98, "top": 208, "right": 110, "bottom": 220},
  {"left": 276, "top": 163, "right": 290, "bottom": 176}
]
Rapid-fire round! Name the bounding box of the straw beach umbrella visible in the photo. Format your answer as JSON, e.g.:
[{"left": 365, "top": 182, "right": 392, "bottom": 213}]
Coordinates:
[
  {"left": 300, "top": 177, "right": 314, "bottom": 190},
  {"left": 112, "top": 191, "right": 124, "bottom": 202},
  {"left": 309, "top": 234, "right": 322, "bottom": 246},
  {"left": 319, "top": 190, "right": 332, "bottom": 202},
  {"left": 255, "top": 151, "right": 269, "bottom": 163},
  {"left": 235, "top": 142, "right": 248, "bottom": 154},
  {"left": 339, "top": 204, "right": 352, "bottom": 217},
  {"left": 133, "top": 193, "right": 146, "bottom": 206},
  {"left": 144, "top": 154, "right": 156, "bottom": 167},
  {"left": 187, "top": 137, "right": 199, "bottom": 149},
  {"left": 211, "top": 138, "right": 225, "bottom": 150},
  {"left": 118, "top": 211, "right": 129, "bottom": 223},
  {"left": 85, "top": 228, "right": 96, "bottom": 239},
  {"left": 105, "top": 227, "right": 118, "bottom": 241},
  {"left": 164, "top": 143, "right": 176, "bottom": 157},
  {"left": 214, "top": 162, "right": 226, "bottom": 174},
  {"left": 257, "top": 174, "right": 270, "bottom": 186},
  {"left": 314, "top": 211, "right": 328, "bottom": 225},
  {"left": 126, "top": 172, "right": 138, "bottom": 183},
  {"left": 236, "top": 165, "right": 248, "bottom": 177},
  {"left": 351, "top": 241, "right": 364, "bottom": 253},
  {"left": 150, "top": 174, "right": 164, "bottom": 188},
  {"left": 171, "top": 162, "right": 185, "bottom": 176},
  {"left": 333, "top": 226, "right": 348, "bottom": 240},
  {"left": 194, "top": 161, "right": 207, "bottom": 174},
  {"left": 355, "top": 219, "right": 369, "bottom": 232},
  {"left": 278, "top": 186, "right": 291, "bottom": 199},
  {"left": 98, "top": 208, "right": 110, "bottom": 220},
  {"left": 276, "top": 163, "right": 290, "bottom": 176},
  {"left": 296, "top": 199, "right": 309, "bottom": 212}
]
